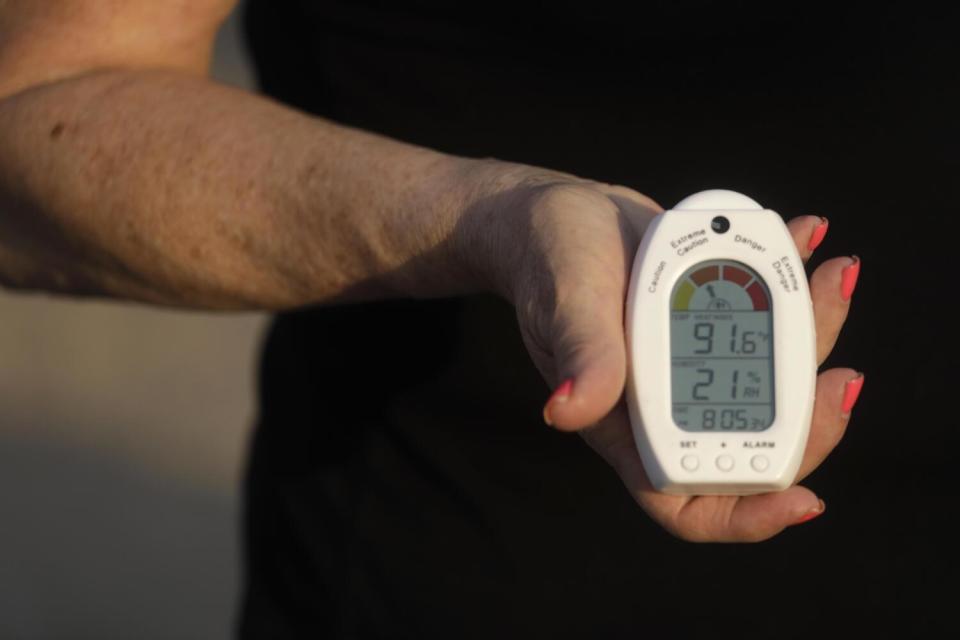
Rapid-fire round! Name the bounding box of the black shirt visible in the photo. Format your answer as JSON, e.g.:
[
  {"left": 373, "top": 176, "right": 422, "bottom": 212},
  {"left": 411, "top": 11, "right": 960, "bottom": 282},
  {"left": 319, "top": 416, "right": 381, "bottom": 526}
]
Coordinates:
[{"left": 240, "top": 2, "right": 959, "bottom": 637}]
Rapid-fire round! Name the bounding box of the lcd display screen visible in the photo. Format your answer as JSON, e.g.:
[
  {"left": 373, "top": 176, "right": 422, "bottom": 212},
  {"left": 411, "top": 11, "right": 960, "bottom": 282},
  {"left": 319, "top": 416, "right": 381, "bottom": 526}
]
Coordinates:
[{"left": 670, "top": 260, "right": 775, "bottom": 432}]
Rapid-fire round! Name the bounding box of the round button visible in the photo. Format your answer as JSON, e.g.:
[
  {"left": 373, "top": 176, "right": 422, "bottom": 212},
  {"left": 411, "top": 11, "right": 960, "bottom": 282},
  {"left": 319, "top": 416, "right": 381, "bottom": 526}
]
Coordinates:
[
  {"left": 715, "top": 455, "right": 735, "bottom": 472},
  {"left": 751, "top": 455, "right": 770, "bottom": 472},
  {"left": 681, "top": 455, "right": 700, "bottom": 472},
  {"left": 711, "top": 215, "right": 731, "bottom": 234}
]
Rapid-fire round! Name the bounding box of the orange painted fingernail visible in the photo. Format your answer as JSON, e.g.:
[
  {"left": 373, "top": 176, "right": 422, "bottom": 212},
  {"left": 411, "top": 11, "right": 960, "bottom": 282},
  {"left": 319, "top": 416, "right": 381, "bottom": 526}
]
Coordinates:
[
  {"left": 792, "top": 499, "right": 826, "bottom": 526},
  {"left": 807, "top": 217, "right": 829, "bottom": 252},
  {"left": 841, "top": 374, "right": 865, "bottom": 416},
  {"left": 840, "top": 256, "right": 860, "bottom": 302},
  {"left": 542, "top": 378, "right": 574, "bottom": 426}
]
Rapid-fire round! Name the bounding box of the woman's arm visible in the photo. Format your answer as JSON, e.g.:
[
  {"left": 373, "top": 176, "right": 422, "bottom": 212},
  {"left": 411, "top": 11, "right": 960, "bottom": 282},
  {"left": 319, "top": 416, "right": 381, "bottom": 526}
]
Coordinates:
[
  {"left": 0, "top": 0, "right": 501, "bottom": 308},
  {"left": 0, "top": 0, "right": 860, "bottom": 543},
  {"left": 0, "top": 69, "right": 488, "bottom": 308}
]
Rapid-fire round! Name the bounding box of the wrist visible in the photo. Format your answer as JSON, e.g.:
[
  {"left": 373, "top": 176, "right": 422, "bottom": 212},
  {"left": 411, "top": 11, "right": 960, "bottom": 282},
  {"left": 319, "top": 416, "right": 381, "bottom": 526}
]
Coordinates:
[
  {"left": 446, "top": 157, "right": 583, "bottom": 302},
  {"left": 365, "top": 149, "right": 494, "bottom": 301}
]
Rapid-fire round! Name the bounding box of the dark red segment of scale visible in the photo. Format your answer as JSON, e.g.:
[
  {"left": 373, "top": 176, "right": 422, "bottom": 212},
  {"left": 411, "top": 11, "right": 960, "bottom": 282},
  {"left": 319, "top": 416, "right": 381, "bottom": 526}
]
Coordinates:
[{"left": 746, "top": 282, "right": 770, "bottom": 310}]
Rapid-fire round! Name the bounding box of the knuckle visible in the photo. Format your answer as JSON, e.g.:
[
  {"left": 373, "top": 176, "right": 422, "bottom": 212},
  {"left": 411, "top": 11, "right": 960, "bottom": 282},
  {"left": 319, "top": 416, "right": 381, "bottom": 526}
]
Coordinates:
[{"left": 528, "top": 182, "right": 618, "bottom": 220}]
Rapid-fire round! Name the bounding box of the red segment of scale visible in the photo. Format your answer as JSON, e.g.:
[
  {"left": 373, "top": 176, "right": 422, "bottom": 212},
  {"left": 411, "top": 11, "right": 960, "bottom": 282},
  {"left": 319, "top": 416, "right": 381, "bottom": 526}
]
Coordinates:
[
  {"left": 746, "top": 282, "right": 770, "bottom": 310},
  {"left": 689, "top": 265, "right": 719, "bottom": 286},
  {"left": 723, "top": 265, "right": 752, "bottom": 286}
]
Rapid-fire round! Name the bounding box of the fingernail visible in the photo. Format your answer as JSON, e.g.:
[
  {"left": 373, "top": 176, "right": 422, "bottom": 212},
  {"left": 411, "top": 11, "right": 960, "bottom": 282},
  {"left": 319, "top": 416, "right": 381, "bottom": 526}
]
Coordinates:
[
  {"left": 807, "top": 217, "right": 829, "bottom": 252},
  {"left": 543, "top": 378, "right": 574, "bottom": 426},
  {"left": 792, "top": 499, "right": 826, "bottom": 526},
  {"left": 841, "top": 373, "right": 865, "bottom": 416},
  {"left": 840, "top": 255, "right": 860, "bottom": 302}
]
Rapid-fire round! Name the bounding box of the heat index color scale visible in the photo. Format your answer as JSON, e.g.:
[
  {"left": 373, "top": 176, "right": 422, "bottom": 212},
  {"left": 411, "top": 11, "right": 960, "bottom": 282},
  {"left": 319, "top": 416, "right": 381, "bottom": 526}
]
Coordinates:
[{"left": 672, "top": 260, "right": 771, "bottom": 312}]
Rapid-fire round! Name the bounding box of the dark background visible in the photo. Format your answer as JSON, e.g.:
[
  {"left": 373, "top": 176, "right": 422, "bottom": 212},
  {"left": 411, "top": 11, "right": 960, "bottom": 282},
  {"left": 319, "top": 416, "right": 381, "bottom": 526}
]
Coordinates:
[
  {"left": 1, "top": 1, "right": 956, "bottom": 638},
  {"left": 242, "top": 1, "right": 960, "bottom": 637}
]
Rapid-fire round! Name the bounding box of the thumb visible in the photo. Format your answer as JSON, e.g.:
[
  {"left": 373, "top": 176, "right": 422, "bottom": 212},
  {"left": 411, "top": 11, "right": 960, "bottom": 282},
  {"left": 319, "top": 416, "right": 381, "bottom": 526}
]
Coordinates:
[{"left": 542, "top": 281, "right": 627, "bottom": 431}]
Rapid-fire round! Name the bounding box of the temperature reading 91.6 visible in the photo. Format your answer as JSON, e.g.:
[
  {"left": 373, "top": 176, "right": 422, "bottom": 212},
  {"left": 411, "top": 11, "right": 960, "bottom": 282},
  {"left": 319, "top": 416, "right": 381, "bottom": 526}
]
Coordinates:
[{"left": 669, "top": 260, "right": 775, "bottom": 432}]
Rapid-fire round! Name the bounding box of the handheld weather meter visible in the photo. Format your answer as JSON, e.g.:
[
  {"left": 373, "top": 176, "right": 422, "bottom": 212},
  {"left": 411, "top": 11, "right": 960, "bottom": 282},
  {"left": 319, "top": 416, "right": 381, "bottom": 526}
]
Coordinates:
[{"left": 625, "top": 190, "right": 816, "bottom": 495}]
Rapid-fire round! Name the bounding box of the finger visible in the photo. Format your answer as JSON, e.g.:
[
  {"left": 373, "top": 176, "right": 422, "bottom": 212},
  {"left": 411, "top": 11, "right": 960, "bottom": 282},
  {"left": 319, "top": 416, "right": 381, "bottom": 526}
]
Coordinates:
[
  {"left": 810, "top": 256, "right": 860, "bottom": 364},
  {"left": 541, "top": 187, "right": 660, "bottom": 430},
  {"left": 582, "top": 406, "right": 826, "bottom": 543},
  {"left": 608, "top": 432, "right": 822, "bottom": 543},
  {"left": 596, "top": 184, "right": 665, "bottom": 218},
  {"left": 635, "top": 470, "right": 821, "bottom": 542},
  {"left": 542, "top": 286, "right": 627, "bottom": 430},
  {"left": 639, "top": 478, "right": 822, "bottom": 543},
  {"left": 597, "top": 185, "right": 663, "bottom": 246},
  {"left": 541, "top": 193, "right": 637, "bottom": 431},
  {"left": 786, "top": 215, "right": 829, "bottom": 263},
  {"left": 707, "top": 487, "right": 824, "bottom": 542},
  {"left": 612, "top": 366, "right": 861, "bottom": 542},
  {"left": 796, "top": 367, "right": 864, "bottom": 481}
]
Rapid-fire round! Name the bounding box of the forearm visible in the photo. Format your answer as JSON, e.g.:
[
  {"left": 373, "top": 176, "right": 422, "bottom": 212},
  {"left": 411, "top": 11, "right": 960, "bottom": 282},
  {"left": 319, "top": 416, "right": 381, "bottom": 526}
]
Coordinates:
[{"left": 0, "top": 70, "right": 489, "bottom": 309}]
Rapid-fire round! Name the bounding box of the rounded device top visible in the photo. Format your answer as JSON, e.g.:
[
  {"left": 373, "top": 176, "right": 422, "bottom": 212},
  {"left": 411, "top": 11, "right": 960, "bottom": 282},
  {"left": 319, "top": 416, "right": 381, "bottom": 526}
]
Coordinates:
[{"left": 673, "top": 189, "right": 763, "bottom": 211}]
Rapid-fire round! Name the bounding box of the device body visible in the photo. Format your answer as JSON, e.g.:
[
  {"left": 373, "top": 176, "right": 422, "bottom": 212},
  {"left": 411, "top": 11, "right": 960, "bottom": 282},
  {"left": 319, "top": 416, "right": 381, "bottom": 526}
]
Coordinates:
[{"left": 625, "top": 190, "right": 816, "bottom": 495}]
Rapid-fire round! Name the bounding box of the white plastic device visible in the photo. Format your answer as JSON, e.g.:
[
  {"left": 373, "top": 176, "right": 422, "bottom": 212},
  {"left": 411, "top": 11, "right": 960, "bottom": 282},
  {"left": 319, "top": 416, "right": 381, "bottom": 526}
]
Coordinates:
[{"left": 625, "top": 189, "right": 816, "bottom": 495}]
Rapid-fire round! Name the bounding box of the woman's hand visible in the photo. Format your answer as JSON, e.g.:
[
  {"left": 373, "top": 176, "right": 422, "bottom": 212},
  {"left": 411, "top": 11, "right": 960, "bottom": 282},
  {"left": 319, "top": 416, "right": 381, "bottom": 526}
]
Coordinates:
[{"left": 458, "top": 160, "right": 861, "bottom": 543}]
